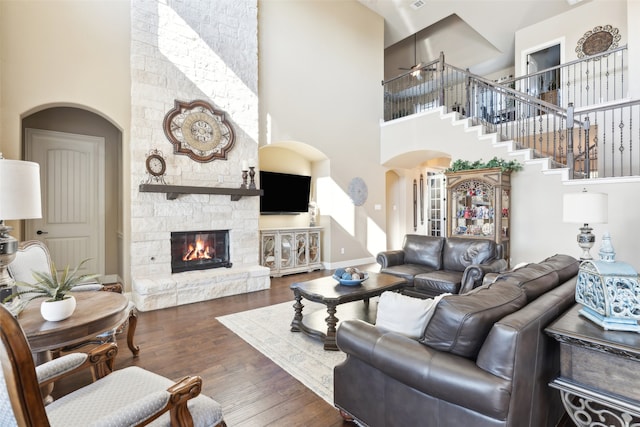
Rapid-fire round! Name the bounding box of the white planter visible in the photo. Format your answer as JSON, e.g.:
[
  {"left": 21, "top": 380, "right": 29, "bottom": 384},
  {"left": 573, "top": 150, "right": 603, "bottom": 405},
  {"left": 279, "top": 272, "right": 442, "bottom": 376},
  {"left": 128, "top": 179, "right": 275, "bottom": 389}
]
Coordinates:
[{"left": 40, "top": 295, "right": 76, "bottom": 321}]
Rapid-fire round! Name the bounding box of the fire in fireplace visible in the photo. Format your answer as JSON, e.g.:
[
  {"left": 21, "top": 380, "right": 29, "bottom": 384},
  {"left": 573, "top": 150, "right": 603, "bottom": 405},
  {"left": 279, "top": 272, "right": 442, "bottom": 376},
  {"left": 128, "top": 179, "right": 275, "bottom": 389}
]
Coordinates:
[{"left": 171, "top": 230, "right": 231, "bottom": 273}]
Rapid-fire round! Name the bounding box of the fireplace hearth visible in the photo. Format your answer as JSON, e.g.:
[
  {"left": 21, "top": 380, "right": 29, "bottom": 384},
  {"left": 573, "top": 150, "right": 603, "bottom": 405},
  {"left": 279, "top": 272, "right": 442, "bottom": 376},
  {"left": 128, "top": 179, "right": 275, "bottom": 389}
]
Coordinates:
[{"left": 171, "top": 230, "right": 231, "bottom": 273}]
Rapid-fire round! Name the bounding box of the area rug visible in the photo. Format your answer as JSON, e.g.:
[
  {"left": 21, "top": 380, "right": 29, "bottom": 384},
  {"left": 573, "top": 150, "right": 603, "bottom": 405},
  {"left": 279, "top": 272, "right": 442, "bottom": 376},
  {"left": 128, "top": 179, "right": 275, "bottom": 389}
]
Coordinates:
[{"left": 216, "top": 301, "right": 346, "bottom": 405}]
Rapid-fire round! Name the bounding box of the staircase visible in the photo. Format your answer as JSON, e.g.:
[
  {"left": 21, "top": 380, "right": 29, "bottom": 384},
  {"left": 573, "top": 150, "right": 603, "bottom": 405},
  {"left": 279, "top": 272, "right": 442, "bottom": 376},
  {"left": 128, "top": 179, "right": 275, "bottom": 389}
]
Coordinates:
[{"left": 382, "top": 48, "right": 640, "bottom": 180}]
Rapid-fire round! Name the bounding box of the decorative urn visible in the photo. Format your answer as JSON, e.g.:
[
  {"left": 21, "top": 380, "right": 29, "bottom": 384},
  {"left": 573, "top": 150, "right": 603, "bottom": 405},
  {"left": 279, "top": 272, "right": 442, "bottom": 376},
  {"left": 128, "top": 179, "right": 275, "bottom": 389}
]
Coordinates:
[{"left": 575, "top": 233, "right": 640, "bottom": 332}]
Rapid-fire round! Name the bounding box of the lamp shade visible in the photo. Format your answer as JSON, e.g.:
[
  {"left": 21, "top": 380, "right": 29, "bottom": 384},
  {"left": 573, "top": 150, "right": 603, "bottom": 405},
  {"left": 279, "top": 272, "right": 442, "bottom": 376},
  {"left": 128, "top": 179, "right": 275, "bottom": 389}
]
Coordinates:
[
  {"left": 562, "top": 190, "right": 608, "bottom": 224},
  {"left": 0, "top": 159, "right": 42, "bottom": 220}
]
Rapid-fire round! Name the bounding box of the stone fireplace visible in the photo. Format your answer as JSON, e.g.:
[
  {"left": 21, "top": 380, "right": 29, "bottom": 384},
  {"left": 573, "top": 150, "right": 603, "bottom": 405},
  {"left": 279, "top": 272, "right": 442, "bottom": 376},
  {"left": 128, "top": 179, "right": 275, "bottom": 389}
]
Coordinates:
[
  {"left": 171, "top": 230, "right": 231, "bottom": 273},
  {"left": 129, "top": 0, "right": 269, "bottom": 311}
]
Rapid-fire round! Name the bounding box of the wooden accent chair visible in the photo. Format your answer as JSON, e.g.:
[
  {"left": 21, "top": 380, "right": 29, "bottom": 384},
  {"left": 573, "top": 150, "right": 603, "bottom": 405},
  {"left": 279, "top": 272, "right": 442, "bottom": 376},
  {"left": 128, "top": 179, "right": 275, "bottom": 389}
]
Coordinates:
[
  {"left": 0, "top": 304, "right": 226, "bottom": 427},
  {"left": 7, "top": 240, "right": 139, "bottom": 357}
]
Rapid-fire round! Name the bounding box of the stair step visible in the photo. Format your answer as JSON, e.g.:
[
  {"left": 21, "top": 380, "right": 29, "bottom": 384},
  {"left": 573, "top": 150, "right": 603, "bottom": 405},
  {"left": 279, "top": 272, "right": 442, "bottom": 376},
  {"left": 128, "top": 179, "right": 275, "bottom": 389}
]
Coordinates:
[{"left": 434, "top": 108, "right": 573, "bottom": 183}]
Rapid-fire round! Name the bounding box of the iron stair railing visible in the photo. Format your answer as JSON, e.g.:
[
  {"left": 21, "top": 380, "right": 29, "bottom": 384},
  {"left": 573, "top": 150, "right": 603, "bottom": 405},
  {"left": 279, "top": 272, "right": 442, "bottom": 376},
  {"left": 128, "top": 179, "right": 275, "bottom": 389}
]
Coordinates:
[{"left": 382, "top": 47, "right": 637, "bottom": 179}]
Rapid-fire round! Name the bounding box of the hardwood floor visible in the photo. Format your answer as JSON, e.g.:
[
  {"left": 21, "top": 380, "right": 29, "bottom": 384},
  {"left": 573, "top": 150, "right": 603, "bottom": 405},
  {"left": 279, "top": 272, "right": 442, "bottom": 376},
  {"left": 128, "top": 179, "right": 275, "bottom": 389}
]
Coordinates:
[{"left": 52, "top": 268, "right": 362, "bottom": 426}]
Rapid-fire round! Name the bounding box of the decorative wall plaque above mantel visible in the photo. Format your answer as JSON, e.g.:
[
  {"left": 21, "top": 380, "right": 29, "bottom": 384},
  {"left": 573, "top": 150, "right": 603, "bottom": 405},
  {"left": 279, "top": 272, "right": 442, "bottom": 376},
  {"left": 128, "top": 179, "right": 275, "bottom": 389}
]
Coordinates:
[{"left": 163, "top": 99, "right": 236, "bottom": 163}]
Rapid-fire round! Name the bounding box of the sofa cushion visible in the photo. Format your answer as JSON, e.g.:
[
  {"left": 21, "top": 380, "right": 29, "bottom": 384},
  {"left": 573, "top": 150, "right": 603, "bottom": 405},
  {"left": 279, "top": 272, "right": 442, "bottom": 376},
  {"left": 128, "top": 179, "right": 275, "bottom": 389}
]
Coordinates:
[
  {"left": 441, "top": 237, "right": 496, "bottom": 272},
  {"left": 402, "top": 235, "right": 445, "bottom": 270},
  {"left": 380, "top": 264, "right": 436, "bottom": 284},
  {"left": 539, "top": 254, "right": 579, "bottom": 283},
  {"left": 420, "top": 282, "right": 527, "bottom": 359},
  {"left": 414, "top": 270, "right": 464, "bottom": 294},
  {"left": 493, "top": 263, "right": 560, "bottom": 302},
  {"left": 375, "top": 291, "right": 448, "bottom": 339}
]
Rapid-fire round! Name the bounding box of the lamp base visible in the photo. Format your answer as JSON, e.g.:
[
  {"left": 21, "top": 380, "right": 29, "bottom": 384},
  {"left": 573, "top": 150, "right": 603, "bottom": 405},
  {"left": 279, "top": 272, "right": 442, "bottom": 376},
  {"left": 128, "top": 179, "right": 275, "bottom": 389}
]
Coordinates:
[
  {"left": 0, "top": 221, "right": 19, "bottom": 301},
  {"left": 576, "top": 224, "right": 596, "bottom": 260}
]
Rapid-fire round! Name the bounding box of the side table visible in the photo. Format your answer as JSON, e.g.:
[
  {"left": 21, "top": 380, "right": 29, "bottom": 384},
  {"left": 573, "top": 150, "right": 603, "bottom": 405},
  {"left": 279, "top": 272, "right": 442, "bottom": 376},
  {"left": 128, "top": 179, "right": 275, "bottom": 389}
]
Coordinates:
[{"left": 545, "top": 304, "right": 640, "bottom": 426}]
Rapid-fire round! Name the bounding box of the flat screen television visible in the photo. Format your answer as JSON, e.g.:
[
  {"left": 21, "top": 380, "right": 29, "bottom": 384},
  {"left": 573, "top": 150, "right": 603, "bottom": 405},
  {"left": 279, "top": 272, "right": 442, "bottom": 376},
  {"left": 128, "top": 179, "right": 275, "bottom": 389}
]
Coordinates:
[{"left": 260, "top": 171, "right": 311, "bottom": 214}]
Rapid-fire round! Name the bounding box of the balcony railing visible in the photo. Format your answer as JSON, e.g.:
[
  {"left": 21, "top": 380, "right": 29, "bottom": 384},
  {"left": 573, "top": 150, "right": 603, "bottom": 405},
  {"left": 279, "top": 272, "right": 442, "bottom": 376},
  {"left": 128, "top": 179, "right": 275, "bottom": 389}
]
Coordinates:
[{"left": 382, "top": 48, "right": 636, "bottom": 179}]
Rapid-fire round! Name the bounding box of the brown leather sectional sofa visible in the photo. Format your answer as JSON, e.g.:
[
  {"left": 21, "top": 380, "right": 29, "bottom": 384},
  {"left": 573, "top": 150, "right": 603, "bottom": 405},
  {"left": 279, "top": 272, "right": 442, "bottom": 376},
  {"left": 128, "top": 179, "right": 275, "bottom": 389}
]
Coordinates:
[
  {"left": 334, "top": 254, "right": 579, "bottom": 427},
  {"left": 377, "top": 234, "right": 507, "bottom": 298}
]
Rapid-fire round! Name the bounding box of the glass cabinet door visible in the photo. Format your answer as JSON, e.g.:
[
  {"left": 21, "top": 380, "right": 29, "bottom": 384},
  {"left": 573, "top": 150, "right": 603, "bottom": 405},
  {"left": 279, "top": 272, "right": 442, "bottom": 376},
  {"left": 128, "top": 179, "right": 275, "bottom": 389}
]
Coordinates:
[
  {"left": 308, "top": 231, "right": 320, "bottom": 264},
  {"left": 261, "top": 233, "right": 277, "bottom": 270},
  {"left": 445, "top": 168, "right": 511, "bottom": 263},
  {"left": 280, "top": 233, "right": 294, "bottom": 269},
  {"left": 451, "top": 179, "right": 495, "bottom": 238},
  {"left": 295, "top": 232, "right": 308, "bottom": 266}
]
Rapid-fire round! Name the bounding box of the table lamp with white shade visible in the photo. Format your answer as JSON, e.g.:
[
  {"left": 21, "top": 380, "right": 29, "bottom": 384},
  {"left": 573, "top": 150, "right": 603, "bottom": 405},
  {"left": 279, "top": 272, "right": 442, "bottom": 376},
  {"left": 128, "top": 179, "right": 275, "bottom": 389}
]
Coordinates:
[
  {"left": 0, "top": 155, "right": 42, "bottom": 300},
  {"left": 562, "top": 188, "right": 608, "bottom": 260}
]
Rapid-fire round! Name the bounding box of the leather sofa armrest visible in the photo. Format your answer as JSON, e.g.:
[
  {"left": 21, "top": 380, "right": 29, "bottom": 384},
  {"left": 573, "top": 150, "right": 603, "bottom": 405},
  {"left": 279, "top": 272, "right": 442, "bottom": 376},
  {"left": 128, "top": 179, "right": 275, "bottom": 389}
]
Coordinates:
[
  {"left": 459, "top": 259, "right": 508, "bottom": 294},
  {"left": 336, "top": 319, "right": 384, "bottom": 364},
  {"left": 376, "top": 250, "right": 405, "bottom": 268},
  {"left": 336, "top": 319, "right": 511, "bottom": 420}
]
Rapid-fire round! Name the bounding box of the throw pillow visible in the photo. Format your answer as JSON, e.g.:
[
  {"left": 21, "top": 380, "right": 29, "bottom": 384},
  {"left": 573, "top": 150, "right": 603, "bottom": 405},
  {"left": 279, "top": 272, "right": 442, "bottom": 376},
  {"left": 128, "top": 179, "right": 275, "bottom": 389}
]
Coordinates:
[{"left": 375, "top": 291, "right": 449, "bottom": 339}]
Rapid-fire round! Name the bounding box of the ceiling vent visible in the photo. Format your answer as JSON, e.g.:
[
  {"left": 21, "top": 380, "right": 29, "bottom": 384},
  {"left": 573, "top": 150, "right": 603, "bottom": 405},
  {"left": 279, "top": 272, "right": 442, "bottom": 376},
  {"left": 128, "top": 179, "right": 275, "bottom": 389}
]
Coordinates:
[{"left": 410, "top": 0, "right": 425, "bottom": 10}]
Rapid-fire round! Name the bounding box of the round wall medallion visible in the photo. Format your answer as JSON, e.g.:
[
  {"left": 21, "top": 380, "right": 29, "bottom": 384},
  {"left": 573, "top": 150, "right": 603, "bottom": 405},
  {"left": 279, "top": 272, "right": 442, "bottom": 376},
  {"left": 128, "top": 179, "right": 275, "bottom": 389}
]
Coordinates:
[
  {"left": 576, "top": 25, "right": 621, "bottom": 59},
  {"left": 163, "top": 99, "right": 235, "bottom": 163},
  {"left": 348, "top": 177, "right": 368, "bottom": 206}
]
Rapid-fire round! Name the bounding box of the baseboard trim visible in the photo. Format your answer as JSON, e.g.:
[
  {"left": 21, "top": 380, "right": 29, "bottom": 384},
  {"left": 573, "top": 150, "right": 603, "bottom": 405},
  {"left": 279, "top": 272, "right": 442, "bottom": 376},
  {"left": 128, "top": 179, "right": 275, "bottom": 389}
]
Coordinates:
[{"left": 323, "top": 257, "right": 376, "bottom": 271}]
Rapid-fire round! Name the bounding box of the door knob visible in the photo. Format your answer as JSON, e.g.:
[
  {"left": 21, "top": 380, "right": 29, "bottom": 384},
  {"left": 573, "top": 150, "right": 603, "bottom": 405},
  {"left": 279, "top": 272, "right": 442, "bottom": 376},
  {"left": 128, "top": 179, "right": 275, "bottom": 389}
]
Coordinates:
[{"left": 36, "top": 230, "right": 48, "bottom": 235}]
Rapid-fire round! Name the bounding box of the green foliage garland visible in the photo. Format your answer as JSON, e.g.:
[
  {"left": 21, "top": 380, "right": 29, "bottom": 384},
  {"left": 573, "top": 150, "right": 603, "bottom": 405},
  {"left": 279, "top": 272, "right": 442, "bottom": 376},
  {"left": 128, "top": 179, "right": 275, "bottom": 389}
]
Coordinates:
[{"left": 446, "top": 157, "right": 522, "bottom": 173}]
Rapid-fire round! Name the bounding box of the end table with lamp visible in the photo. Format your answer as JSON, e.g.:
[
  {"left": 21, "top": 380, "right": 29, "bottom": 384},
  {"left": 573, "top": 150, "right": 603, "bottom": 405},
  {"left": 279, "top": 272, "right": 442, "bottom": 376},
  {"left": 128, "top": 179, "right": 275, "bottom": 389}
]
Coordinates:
[
  {"left": 0, "top": 156, "right": 42, "bottom": 301},
  {"left": 562, "top": 188, "right": 608, "bottom": 261},
  {"left": 545, "top": 234, "right": 640, "bottom": 426}
]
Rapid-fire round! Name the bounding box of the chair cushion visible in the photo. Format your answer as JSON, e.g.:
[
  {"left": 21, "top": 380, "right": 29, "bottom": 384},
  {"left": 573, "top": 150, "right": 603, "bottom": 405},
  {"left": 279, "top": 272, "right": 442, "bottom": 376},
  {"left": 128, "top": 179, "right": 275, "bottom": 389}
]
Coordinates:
[
  {"left": 46, "top": 366, "right": 224, "bottom": 427},
  {"left": 420, "top": 282, "right": 526, "bottom": 359},
  {"left": 375, "top": 291, "right": 448, "bottom": 339},
  {"left": 441, "top": 237, "right": 496, "bottom": 272},
  {"left": 380, "top": 264, "right": 436, "bottom": 284},
  {"left": 414, "top": 270, "right": 464, "bottom": 294},
  {"left": 402, "top": 235, "right": 445, "bottom": 269},
  {"left": 0, "top": 367, "right": 18, "bottom": 427}
]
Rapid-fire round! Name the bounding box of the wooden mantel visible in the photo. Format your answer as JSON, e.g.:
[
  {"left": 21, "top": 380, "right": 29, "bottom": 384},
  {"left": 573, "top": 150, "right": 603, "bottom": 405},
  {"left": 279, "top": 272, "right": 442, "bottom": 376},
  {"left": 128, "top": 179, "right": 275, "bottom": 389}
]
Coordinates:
[{"left": 139, "top": 184, "right": 263, "bottom": 201}]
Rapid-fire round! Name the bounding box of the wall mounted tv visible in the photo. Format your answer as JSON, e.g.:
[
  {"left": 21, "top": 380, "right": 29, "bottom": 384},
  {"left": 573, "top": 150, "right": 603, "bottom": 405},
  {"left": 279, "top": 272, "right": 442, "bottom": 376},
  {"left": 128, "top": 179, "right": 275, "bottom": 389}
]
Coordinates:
[{"left": 260, "top": 171, "right": 311, "bottom": 214}]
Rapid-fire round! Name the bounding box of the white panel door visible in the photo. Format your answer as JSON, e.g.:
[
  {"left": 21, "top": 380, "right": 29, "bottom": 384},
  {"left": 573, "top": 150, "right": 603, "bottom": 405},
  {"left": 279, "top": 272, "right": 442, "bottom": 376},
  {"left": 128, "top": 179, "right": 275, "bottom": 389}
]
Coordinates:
[{"left": 25, "top": 129, "right": 105, "bottom": 277}]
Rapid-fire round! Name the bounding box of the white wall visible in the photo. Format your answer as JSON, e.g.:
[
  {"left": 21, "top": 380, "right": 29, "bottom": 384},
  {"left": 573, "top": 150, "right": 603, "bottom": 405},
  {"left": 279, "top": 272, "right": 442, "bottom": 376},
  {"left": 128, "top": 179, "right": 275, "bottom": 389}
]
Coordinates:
[
  {"left": 0, "top": 0, "right": 132, "bottom": 280},
  {"left": 515, "top": 0, "right": 628, "bottom": 77},
  {"left": 258, "top": 0, "right": 386, "bottom": 264}
]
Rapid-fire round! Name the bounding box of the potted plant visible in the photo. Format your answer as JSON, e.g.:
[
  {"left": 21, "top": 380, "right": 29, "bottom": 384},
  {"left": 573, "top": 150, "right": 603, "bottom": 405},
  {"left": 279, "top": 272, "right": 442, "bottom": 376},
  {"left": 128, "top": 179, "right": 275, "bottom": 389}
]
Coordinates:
[{"left": 5, "top": 259, "right": 99, "bottom": 321}]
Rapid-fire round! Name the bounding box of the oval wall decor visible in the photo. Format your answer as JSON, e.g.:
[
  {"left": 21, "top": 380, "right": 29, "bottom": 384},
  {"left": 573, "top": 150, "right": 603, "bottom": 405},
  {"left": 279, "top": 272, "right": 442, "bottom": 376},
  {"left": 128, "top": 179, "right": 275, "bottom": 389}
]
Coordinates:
[
  {"left": 575, "top": 25, "right": 621, "bottom": 59},
  {"left": 348, "top": 177, "right": 368, "bottom": 206}
]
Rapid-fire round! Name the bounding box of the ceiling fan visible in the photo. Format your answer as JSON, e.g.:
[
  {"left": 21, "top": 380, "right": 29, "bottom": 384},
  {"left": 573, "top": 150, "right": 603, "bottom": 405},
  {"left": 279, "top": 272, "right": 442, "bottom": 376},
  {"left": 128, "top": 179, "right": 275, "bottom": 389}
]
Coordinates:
[
  {"left": 399, "top": 33, "right": 434, "bottom": 77},
  {"left": 399, "top": 34, "right": 423, "bottom": 74}
]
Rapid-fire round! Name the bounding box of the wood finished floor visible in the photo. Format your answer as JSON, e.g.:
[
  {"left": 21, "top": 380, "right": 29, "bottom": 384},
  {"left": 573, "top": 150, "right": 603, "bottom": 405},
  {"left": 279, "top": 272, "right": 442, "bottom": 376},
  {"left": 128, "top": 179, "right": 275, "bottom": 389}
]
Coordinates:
[{"left": 52, "top": 267, "right": 365, "bottom": 427}]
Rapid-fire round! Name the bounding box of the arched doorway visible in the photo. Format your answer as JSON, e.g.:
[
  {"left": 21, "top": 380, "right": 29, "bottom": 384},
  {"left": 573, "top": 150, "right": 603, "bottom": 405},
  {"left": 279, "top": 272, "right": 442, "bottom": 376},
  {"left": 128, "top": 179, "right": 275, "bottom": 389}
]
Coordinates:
[{"left": 22, "top": 107, "right": 122, "bottom": 283}]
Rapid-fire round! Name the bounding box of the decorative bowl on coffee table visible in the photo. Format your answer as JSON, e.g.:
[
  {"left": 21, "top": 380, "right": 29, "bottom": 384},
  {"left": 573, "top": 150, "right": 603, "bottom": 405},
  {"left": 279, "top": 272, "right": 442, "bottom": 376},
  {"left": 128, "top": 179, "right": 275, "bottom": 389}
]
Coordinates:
[{"left": 333, "top": 272, "right": 369, "bottom": 286}]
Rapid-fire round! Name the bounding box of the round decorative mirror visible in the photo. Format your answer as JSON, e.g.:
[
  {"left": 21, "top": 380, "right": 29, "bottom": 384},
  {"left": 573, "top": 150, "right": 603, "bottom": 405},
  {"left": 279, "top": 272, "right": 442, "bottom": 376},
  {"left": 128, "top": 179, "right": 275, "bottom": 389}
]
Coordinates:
[{"left": 575, "top": 25, "right": 621, "bottom": 59}]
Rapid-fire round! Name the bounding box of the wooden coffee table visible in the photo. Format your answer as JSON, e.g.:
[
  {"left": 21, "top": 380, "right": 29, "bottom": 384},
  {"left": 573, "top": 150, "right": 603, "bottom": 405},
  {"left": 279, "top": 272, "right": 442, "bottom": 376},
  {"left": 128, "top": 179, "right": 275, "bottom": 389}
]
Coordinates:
[{"left": 290, "top": 272, "right": 407, "bottom": 350}]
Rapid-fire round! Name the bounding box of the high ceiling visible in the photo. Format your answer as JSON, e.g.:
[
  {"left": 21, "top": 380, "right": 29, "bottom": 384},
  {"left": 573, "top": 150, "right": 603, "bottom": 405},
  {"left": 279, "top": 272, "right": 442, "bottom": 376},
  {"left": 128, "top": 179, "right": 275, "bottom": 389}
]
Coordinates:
[{"left": 359, "top": 0, "right": 589, "bottom": 77}]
